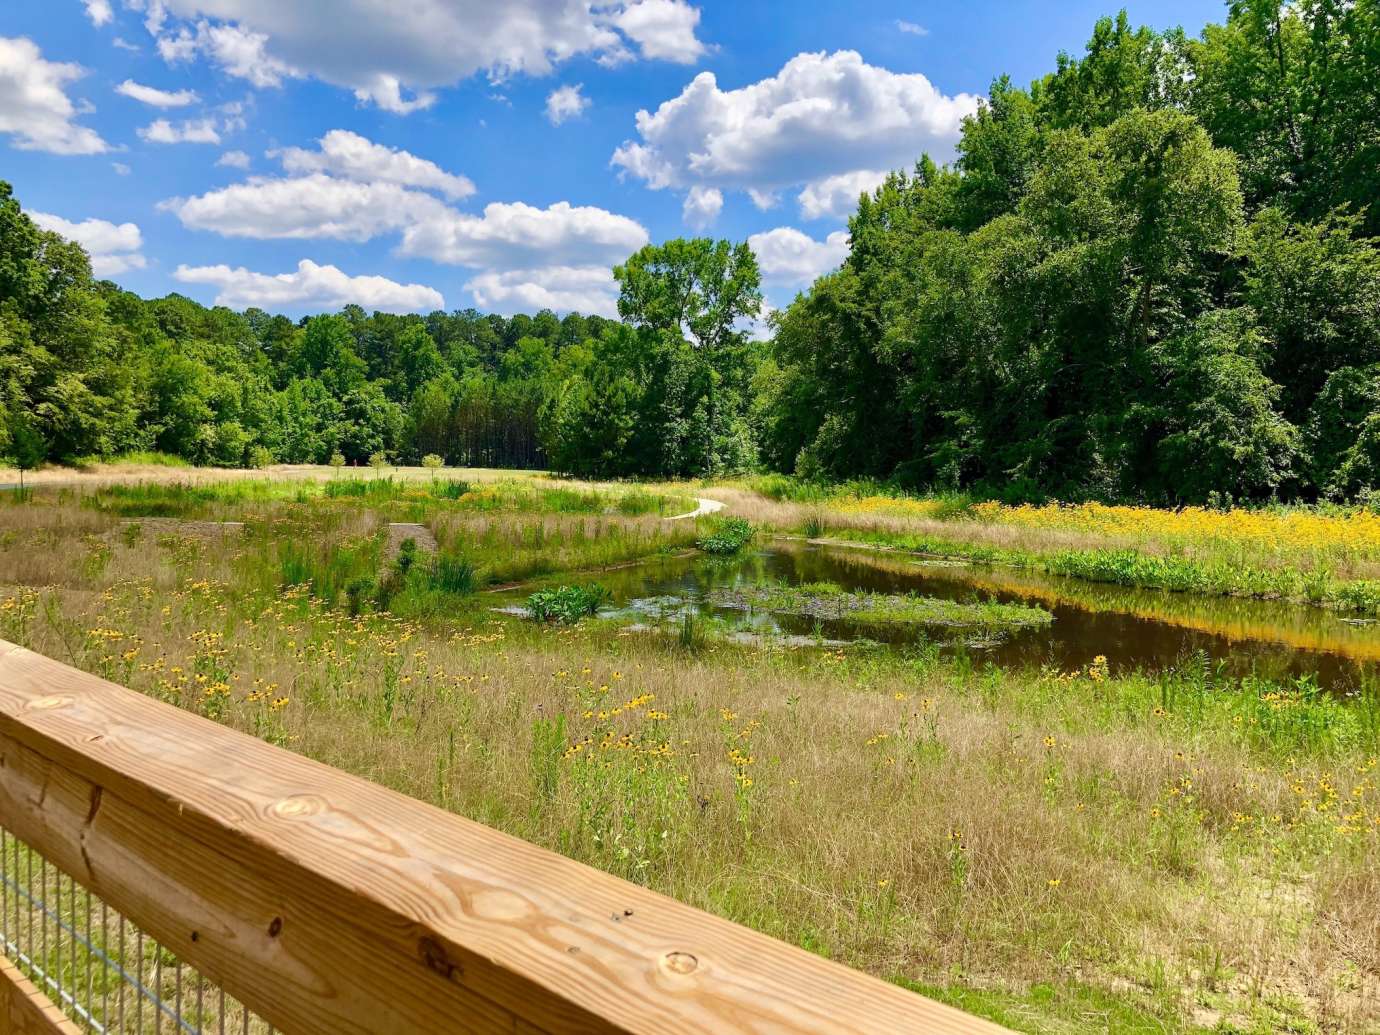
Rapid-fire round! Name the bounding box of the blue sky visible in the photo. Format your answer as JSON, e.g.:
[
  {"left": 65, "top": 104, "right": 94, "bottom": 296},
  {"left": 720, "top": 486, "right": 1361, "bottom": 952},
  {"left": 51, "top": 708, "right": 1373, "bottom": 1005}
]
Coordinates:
[{"left": 1, "top": 0, "right": 1227, "bottom": 318}]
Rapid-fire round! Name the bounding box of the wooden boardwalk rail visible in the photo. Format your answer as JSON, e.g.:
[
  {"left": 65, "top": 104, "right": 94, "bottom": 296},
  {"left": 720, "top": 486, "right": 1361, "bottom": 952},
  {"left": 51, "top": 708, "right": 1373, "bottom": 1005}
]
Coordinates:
[{"left": 0, "top": 639, "right": 1009, "bottom": 1034}]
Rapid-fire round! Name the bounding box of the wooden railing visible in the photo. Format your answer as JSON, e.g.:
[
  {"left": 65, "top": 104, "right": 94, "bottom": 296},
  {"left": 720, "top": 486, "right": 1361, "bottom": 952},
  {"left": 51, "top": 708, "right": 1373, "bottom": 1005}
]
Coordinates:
[{"left": 0, "top": 639, "right": 1009, "bottom": 1034}]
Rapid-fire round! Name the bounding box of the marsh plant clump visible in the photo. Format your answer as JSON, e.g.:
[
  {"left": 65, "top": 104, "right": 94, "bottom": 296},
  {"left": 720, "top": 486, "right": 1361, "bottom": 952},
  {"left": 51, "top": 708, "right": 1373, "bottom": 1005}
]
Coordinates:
[
  {"left": 525, "top": 583, "right": 613, "bottom": 624},
  {"left": 696, "top": 517, "right": 755, "bottom": 555}
]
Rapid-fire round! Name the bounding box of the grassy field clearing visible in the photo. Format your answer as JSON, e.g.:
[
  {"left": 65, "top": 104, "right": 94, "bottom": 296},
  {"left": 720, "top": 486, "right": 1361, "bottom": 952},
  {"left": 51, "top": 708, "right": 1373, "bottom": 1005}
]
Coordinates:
[{"left": 1, "top": 466, "right": 1378, "bottom": 1033}]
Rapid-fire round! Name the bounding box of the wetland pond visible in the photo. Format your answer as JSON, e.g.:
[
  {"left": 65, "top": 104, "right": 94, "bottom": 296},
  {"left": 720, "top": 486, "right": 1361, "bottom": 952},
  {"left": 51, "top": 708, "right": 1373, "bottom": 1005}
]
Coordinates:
[{"left": 501, "top": 540, "right": 1380, "bottom": 692}]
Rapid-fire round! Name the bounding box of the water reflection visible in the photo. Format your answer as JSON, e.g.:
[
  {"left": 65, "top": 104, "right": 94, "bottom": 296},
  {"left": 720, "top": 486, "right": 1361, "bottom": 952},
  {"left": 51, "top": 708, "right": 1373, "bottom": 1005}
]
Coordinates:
[{"left": 503, "top": 541, "right": 1380, "bottom": 691}]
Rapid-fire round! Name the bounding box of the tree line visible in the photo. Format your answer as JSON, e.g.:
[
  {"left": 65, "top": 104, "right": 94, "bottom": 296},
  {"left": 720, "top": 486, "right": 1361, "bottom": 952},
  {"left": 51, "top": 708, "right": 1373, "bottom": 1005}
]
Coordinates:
[
  {"left": 0, "top": 176, "right": 766, "bottom": 478},
  {"left": 6, "top": 1, "right": 1380, "bottom": 504},
  {"left": 1, "top": 179, "right": 622, "bottom": 471},
  {"left": 759, "top": 1, "right": 1380, "bottom": 503}
]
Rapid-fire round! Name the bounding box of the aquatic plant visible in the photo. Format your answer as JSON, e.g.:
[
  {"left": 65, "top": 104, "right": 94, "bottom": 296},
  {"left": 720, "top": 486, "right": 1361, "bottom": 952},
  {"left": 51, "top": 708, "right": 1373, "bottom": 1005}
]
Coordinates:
[
  {"left": 697, "top": 517, "right": 754, "bottom": 555},
  {"left": 525, "top": 583, "right": 612, "bottom": 623}
]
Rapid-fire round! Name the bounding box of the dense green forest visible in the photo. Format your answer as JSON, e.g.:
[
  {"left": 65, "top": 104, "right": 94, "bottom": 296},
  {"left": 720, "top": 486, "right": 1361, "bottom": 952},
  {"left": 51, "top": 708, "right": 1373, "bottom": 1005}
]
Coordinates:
[
  {"left": 760, "top": 1, "right": 1380, "bottom": 502},
  {"left": 0, "top": 176, "right": 621, "bottom": 471},
  {"left": 0, "top": 177, "right": 765, "bottom": 478},
  {"left": 5, "top": 1, "right": 1380, "bottom": 503}
]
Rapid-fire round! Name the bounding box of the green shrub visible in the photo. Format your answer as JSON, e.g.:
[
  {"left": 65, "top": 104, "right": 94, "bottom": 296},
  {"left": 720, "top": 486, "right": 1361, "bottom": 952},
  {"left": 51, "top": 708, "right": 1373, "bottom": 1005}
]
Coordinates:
[
  {"left": 345, "top": 576, "right": 377, "bottom": 616},
  {"left": 421, "top": 453, "right": 445, "bottom": 469},
  {"left": 328, "top": 452, "right": 346, "bottom": 469},
  {"left": 368, "top": 450, "right": 388, "bottom": 469},
  {"left": 248, "top": 445, "right": 275, "bottom": 469},
  {"left": 526, "top": 583, "right": 612, "bottom": 623},
  {"left": 697, "top": 517, "right": 754, "bottom": 555},
  {"left": 395, "top": 538, "right": 420, "bottom": 575}
]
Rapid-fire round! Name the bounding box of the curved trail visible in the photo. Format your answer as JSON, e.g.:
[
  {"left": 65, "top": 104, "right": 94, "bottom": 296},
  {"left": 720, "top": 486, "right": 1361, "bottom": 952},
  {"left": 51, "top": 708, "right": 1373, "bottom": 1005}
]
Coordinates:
[{"left": 667, "top": 497, "right": 726, "bottom": 521}]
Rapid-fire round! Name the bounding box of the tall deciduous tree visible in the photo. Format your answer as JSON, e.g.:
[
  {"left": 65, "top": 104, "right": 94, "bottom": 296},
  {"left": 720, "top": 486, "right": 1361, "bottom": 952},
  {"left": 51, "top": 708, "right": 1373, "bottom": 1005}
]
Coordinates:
[{"left": 613, "top": 238, "right": 762, "bottom": 475}]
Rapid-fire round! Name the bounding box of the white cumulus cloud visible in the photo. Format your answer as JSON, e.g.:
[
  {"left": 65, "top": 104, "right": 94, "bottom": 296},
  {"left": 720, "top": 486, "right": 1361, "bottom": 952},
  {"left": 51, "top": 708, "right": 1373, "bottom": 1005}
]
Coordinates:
[
  {"left": 138, "top": 116, "right": 222, "bottom": 143},
  {"left": 160, "top": 173, "right": 448, "bottom": 240},
  {"left": 163, "top": 127, "right": 648, "bottom": 314},
  {"left": 797, "top": 168, "right": 887, "bottom": 221},
  {"left": 612, "top": 50, "right": 977, "bottom": 213},
  {"left": 466, "top": 265, "right": 620, "bottom": 317},
  {"left": 174, "top": 259, "right": 444, "bottom": 313},
  {"left": 613, "top": 0, "right": 707, "bottom": 63},
  {"left": 136, "top": 0, "right": 709, "bottom": 114},
  {"left": 400, "top": 200, "right": 649, "bottom": 269},
  {"left": 157, "top": 20, "right": 297, "bottom": 90},
  {"left": 116, "top": 79, "right": 199, "bottom": 107},
  {"left": 748, "top": 226, "right": 850, "bottom": 286},
  {"left": 273, "top": 129, "right": 474, "bottom": 200},
  {"left": 545, "top": 83, "right": 589, "bottom": 125},
  {"left": 84, "top": 0, "right": 115, "bottom": 26},
  {"left": 216, "top": 149, "right": 250, "bottom": 168},
  {"left": 30, "top": 211, "right": 147, "bottom": 277},
  {"left": 0, "top": 37, "right": 109, "bottom": 154},
  {"left": 681, "top": 185, "right": 722, "bottom": 229}
]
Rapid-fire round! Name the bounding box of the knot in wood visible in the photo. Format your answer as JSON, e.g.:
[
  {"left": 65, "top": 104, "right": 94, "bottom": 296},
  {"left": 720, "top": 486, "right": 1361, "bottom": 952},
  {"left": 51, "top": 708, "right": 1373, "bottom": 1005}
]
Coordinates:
[
  {"left": 270, "top": 794, "right": 325, "bottom": 819},
  {"left": 661, "top": 951, "right": 698, "bottom": 976},
  {"left": 419, "top": 936, "right": 457, "bottom": 980}
]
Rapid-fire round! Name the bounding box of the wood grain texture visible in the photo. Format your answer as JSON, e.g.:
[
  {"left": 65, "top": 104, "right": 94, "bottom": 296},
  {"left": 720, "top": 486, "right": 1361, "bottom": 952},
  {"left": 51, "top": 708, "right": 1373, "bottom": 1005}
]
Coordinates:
[
  {"left": 0, "top": 640, "right": 1011, "bottom": 1035},
  {"left": 0, "top": 954, "right": 83, "bottom": 1035}
]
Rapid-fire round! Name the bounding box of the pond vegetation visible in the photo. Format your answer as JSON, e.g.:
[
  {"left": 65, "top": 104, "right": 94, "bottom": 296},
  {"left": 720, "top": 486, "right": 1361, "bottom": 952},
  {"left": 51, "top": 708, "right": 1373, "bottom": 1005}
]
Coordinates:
[
  {"left": 695, "top": 516, "right": 755, "bottom": 555},
  {"left": 525, "top": 583, "right": 613, "bottom": 624},
  {"left": 706, "top": 581, "right": 1052, "bottom": 631}
]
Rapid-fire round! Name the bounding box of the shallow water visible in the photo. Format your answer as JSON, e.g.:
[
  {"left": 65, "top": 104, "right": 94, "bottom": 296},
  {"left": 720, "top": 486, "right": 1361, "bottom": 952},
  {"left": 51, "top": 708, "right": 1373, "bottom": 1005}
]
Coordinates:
[{"left": 504, "top": 540, "right": 1380, "bottom": 691}]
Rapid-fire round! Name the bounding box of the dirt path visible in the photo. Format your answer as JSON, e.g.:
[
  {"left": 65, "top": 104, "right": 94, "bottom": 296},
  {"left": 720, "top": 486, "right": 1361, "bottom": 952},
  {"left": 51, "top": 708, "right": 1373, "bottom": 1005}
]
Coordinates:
[{"left": 667, "top": 498, "right": 726, "bottom": 521}]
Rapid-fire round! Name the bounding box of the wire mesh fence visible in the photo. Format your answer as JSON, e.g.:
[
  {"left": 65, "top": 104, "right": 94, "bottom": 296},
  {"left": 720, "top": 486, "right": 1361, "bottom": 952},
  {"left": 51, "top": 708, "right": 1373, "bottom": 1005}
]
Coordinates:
[{"left": 1, "top": 826, "right": 273, "bottom": 1033}]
